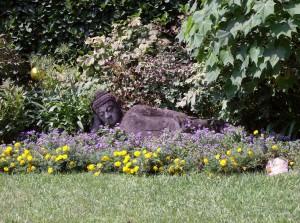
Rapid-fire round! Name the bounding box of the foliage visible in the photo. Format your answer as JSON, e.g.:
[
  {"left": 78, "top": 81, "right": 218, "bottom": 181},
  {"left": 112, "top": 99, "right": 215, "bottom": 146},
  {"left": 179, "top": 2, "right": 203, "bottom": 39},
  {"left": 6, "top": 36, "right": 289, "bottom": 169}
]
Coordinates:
[
  {"left": 0, "top": 81, "right": 32, "bottom": 142},
  {"left": 78, "top": 17, "right": 195, "bottom": 110},
  {"left": 0, "top": 34, "right": 30, "bottom": 85},
  {"left": 27, "top": 56, "right": 102, "bottom": 133},
  {"left": 1, "top": 0, "right": 187, "bottom": 60},
  {"left": 179, "top": 0, "right": 300, "bottom": 136}
]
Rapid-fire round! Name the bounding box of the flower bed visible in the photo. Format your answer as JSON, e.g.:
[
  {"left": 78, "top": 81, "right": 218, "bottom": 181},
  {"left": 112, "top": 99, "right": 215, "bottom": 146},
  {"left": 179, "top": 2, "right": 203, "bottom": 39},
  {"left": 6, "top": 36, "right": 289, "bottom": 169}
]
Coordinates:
[{"left": 0, "top": 126, "right": 298, "bottom": 176}]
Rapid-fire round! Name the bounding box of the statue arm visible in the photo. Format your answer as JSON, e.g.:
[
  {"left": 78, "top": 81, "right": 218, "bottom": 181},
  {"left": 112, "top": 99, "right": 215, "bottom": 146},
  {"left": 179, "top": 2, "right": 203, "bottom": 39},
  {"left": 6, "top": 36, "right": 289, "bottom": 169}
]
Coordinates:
[
  {"left": 130, "top": 105, "right": 188, "bottom": 126},
  {"left": 90, "top": 114, "right": 103, "bottom": 133}
]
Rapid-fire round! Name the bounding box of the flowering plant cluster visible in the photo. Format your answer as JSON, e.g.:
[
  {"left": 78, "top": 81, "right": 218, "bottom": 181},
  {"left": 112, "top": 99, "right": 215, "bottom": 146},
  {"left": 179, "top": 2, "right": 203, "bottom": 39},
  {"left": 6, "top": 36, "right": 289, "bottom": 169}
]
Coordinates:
[{"left": 0, "top": 127, "right": 298, "bottom": 175}]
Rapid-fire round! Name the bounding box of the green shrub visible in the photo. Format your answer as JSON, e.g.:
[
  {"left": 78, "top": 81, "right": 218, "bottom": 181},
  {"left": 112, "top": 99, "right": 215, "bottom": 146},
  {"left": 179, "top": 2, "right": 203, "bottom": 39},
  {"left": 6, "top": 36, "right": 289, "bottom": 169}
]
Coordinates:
[
  {"left": 0, "top": 81, "right": 31, "bottom": 142},
  {"left": 0, "top": 34, "right": 30, "bottom": 85},
  {"left": 28, "top": 56, "right": 102, "bottom": 133},
  {"left": 78, "top": 17, "right": 195, "bottom": 111},
  {"left": 179, "top": 0, "right": 300, "bottom": 136},
  {"left": 1, "top": 0, "right": 187, "bottom": 60}
]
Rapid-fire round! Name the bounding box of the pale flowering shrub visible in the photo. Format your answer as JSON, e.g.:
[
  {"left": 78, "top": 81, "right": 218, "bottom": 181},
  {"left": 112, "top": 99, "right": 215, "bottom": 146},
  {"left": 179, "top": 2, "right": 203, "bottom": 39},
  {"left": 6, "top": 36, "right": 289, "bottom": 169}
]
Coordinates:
[{"left": 77, "top": 16, "right": 195, "bottom": 110}]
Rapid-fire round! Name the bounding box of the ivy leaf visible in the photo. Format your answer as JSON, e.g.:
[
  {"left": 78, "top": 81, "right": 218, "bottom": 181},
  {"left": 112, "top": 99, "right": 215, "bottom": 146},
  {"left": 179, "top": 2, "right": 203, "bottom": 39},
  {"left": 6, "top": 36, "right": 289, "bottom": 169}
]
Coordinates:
[
  {"left": 220, "top": 49, "right": 234, "bottom": 65},
  {"left": 271, "top": 20, "right": 297, "bottom": 38},
  {"left": 243, "top": 14, "right": 262, "bottom": 35},
  {"left": 252, "top": 0, "right": 275, "bottom": 22},
  {"left": 206, "top": 52, "right": 219, "bottom": 67},
  {"left": 205, "top": 67, "right": 220, "bottom": 83},
  {"left": 284, "top": 3, "right": 300, "bottom": 16},
  {"left": 249, "top": 45, "right": 263, "bottom": 65},
  {"left": 264, "top": 46, "right": 288, "bottom": 68},
  {"left": 230, "top": 68, "right": 246, "bottom": 87},
  {"left": 216, "top": 30, "right": 230, "bottom": 46}
]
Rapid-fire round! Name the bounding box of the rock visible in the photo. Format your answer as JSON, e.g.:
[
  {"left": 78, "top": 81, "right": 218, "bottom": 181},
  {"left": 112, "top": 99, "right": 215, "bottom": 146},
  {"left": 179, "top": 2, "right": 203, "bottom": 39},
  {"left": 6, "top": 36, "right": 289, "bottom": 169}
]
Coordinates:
[{"left": 266, "top": 157, "right": 289, "bottom": 176}]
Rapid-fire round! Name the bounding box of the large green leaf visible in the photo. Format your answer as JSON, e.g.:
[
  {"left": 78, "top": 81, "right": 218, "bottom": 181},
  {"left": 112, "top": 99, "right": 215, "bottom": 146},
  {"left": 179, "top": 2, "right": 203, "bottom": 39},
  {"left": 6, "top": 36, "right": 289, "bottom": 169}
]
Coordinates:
[
  {"left": 249, "top": 45, "right": 263, "bottom": 65},
  {"left": 206, "top": 52, "right": 219, "bottom": 67},
  {"left": 271, "top": 20, "right": 297, "bottom": 38},
  {"left": 252, "top": 0, "right": 275, "bottom": 22},
  {"left": 264, "top": 46, "right": 289, "bottom": 68},
  {"left": 220, "top": 48, "right": 234, "bottom": 65},
  {"left": 205, "top": 67, "right": 220, "bottom": 83},
  {"left": 284, "top": 3, "right": 300, "bottom": 16}
]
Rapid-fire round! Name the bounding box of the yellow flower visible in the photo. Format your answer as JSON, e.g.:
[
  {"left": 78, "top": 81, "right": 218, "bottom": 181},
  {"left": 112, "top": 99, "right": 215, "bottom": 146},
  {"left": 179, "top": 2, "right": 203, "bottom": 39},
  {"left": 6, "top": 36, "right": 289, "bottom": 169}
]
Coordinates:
[
  {"left": 114, "top": 161, "right": 122, "bottom": 167},
  {"left": 123, "top": 155, "right": 131, "bottom": 164},
  {"left": 19, "top": 160, "right": 25, "bottom": 165},
  {"left": 24, "top": 149, "right": 30, "bottom": 155},
  {"left": 87, "top": 164, "right": 96, "bottom": 171},
  {"left": 237, "top": 147, "right": 242, "bottom": 153},
  {"left": 153, "top": 166, "right": 158, "bottom": 171},
  {"left": 14, "top": 142, "right": 21, "bottom": 148},
  {"left": 253, "top": 130, "right": 259, "bottom": 135},
  {"left": 168, "top": 166, "right": 175, "bottom": 174},
  {"left": 48, "top": 167, "right": 54, "bottom": 174},
  {"left": 113, "top": 151, "right": 120, "bottom": 157},
  {"left": 94, "top": 171, "right": 101, "bottom": 176},
  {"left": 10, "top": 162, "right": 15, "bottom": 168},
  {"left": 4, "top": 146, "right": 12, "bottom": 156},
  {"left": 289, "top": 161, "right": 295, "bottom": 166},
  {"left": 215, "top": 154, "right": 221, "bottom": 160},
  {"left": 96, "top": 163, "right": 103, "bottom": 168},
  {"left": 271, "top": 145, "right": 278, "bottom": 151},
  {"left": 122, "top": 166, "right": 130, "bottom": 173},
  {"left": 174, "top": 158, "right": 180, "bottom": 164},
  {"left": 180, "top": 160, "right": 186, "bottom": 165},
  {"left": 101, "top": 155, "right": 110, "bottom": 162},
  {"left": 55, "top": 154, "right": 68, "bottom": 162},
  {"left": 55, "top": 147, "right": 62, "bottom": 153},
  {"left": 30, "top": 165, "right": 36, "bottom": 172},
  {"left": 203, "top": 158, "right": 209, "bottom": 165},
  {"left": 156, "top": 147, "right": 161, "bottom": 153},
  {"left": 153, "top": 152, "right": 158, "bottom": 158},
  {"left": 26, "top": 155, "right": 33, "bottom": 161},
  {"left": 17, "top": 155, "right": 22, "bottom": 162},
  {"left": 144, "top": 152, "right": 152, "bottom": 159},
  {"left": 132, "top": 159, "right": 138, "bottom": 164},
  {"left": 62, "top": 145, "right": 70, "bottom": 152},
  {"left": 3, "top": 167, "right": 9, "bottom": 172},
  {"left": 143, "top": 149, "right": 147, "bottom": 154},
  {"left": 125, "top": 162, "right": 132, "bottom": 168},
  {"left": 133, "top": 166, "right": 139, "bottom": 173},
  {"left": 219, "top": 159, "right": 227, "bottom": 167},
  {"left": 134, "top": 151, "right": 141, "bottom": 157},
  {"left": 226, "top": 150, "right": 231, "bottom": 156},
  {"left": 45, "top": 153, "right": 51, "bottom": 160},
  {"left": 166, "top": 156, "right": 171, "bottom": 160},
  {"left": 120, "top": 150, "right": 127, "bottom": 156},
  {"left": 247, "top": 150, "right": 254, "bottom": 157}
]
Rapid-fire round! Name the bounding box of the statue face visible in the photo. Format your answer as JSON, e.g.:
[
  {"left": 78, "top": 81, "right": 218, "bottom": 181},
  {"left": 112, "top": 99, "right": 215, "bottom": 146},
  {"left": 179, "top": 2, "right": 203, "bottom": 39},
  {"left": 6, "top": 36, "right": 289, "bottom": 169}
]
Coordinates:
[{"left": 95, "top": 100, "right": 122, "bottom": 126}]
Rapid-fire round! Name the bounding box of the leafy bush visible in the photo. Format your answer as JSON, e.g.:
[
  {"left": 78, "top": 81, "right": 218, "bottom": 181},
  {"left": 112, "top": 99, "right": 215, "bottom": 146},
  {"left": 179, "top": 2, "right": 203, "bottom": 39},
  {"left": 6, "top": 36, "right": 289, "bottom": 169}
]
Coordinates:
[
  {"left": 0, "top": 127, "right": 298, "bottom": 175},
  {"left": 178, "top": 0, "right": 300, "bottom": 136},
  {"left": 78, "top": 17, "right": 195, "bottom": 110},
  {"left": 0, "top": 34, "right": 30, "bottom": 84},
  {"left": 1, "top": 0, "right": 187, "bottom": 60},
  {"left": 28, "top": 56, "right": 102, "bottom": 133},
  {"left": 0, "top": 81, "right": 31, "bottom": 142}
]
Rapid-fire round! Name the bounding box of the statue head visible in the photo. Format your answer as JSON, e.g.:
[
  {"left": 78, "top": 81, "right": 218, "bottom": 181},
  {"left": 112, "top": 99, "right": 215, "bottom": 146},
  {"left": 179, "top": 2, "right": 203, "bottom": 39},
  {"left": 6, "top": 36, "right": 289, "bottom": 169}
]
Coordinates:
[{"left": 92, "top": 91, "right": 123, "bottom": 126}]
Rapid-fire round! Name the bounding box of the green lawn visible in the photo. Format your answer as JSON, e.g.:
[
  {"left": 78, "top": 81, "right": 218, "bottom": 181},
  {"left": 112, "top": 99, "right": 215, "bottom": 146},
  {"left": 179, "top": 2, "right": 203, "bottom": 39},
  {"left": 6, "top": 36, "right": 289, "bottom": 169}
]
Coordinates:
[{"left": 0, "top": 172, "right": 299, "bottom": 223}]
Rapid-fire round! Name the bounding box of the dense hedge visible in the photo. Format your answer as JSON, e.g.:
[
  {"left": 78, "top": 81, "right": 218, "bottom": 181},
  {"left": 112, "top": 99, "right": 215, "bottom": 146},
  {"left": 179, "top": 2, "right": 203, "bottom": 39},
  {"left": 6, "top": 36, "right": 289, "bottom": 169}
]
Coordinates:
[{"left": 0, "top": 0, "right": 187, "bottom": 59}]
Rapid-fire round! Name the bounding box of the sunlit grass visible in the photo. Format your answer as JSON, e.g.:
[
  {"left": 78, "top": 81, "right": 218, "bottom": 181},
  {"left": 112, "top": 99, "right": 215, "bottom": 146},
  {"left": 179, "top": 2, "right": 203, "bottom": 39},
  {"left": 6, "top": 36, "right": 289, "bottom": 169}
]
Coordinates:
[{"left": 0, "top": 172, "right": 299, "bottom": 222}]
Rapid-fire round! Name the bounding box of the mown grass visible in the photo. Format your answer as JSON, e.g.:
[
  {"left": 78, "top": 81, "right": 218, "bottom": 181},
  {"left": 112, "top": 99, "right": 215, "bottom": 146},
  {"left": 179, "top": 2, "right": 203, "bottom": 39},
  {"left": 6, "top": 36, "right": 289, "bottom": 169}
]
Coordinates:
[{"left": 0, "top": 172, "right": 300, "bottom": 223}]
